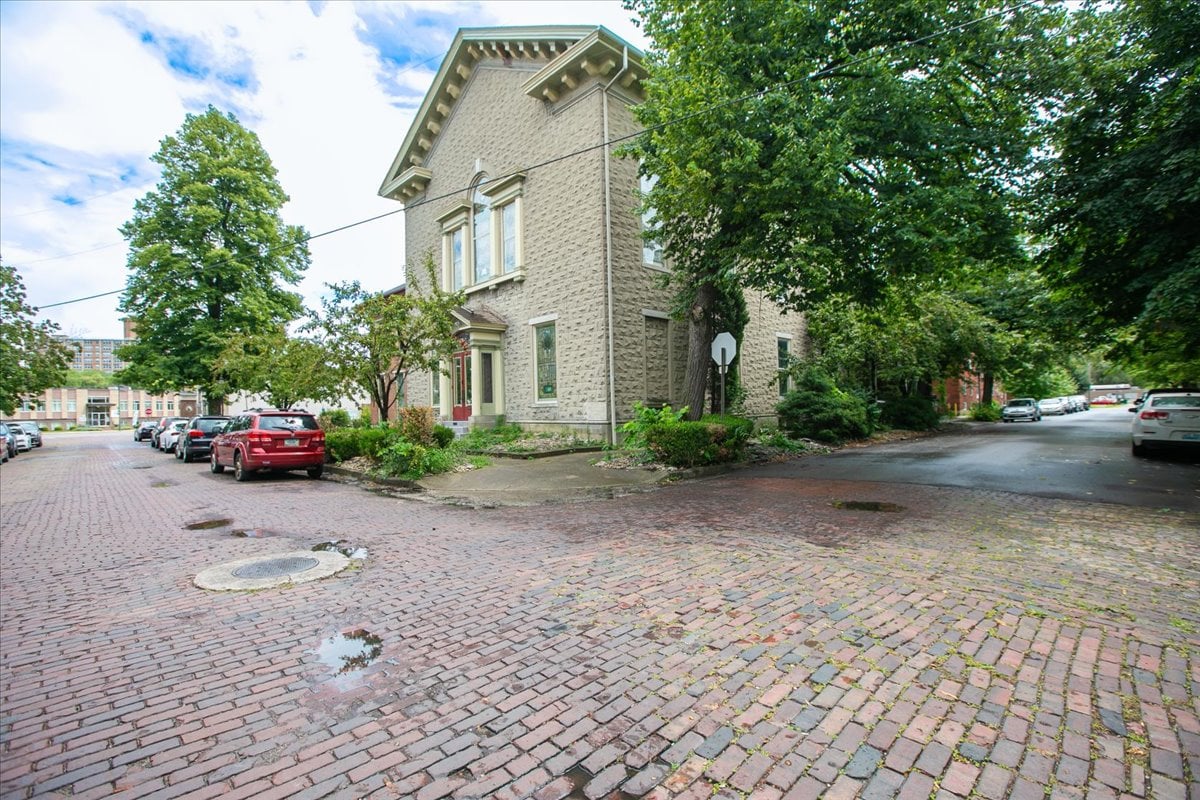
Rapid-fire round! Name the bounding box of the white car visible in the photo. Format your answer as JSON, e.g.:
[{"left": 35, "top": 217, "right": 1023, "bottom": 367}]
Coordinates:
[
  {"left": 158, "top": 421, "right": 187, "bottom": 453},
  {"left": 7, "top": 427, "right": 32, "bottom": 452},
  {"left": 1038, "top": 397, "right": 1067, "bottom": 415},
  {"left": 1130, "top": 390, "right": 1200, "bottom": 457}
]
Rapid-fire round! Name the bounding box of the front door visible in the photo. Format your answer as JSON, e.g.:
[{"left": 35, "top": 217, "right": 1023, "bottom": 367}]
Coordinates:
[{"left": 451, "top": 350, "right": 472, "bottom": 421}]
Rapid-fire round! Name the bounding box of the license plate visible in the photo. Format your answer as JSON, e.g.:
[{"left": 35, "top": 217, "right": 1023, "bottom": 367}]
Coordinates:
[
  {"left": 284, "top": 438, "right": 299, "bottom": 447},
  {"left": 1183, "top": 433, "right": 1200, "bottom": 441}
]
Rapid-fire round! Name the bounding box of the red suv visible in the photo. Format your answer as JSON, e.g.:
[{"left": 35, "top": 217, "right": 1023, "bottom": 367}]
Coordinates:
[{"left": 210, "top": 409, "right": 326, "bottom": 481}]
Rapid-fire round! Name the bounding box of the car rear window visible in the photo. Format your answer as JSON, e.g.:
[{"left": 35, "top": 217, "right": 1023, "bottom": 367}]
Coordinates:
[
  {"left": 258, "top": 415, "right": 319, "bottom": 431},
  {"left": 197, "top": 419, "right": 228, "bottom": 432},
  {"left": 1151, "top": 396, "right": 1200, "bottom": 408}
]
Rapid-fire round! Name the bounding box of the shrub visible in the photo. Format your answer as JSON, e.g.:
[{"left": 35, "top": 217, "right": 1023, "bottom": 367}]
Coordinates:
[
  {"left": 776, "top": 366, "right": 872, "bottom": 444},
  {"left": 318, "top": 409, "right": 352, "bottom": 430},
  {"left": 700, "top": 414, "right": 754, "bottom": 449},
  {"left": 432, "top": 424, "right": 455, "bottom": 448},
  {"left": 621, "top": 402, "right": 688, "bottom": 450},
  {"left": 376, "top": 438, "right": 461, "bottom": 479},
  {"left": 879, "top": 395, "right": 940, "bottom": 430},
  {"left": 325, "top": 426, "right": 399, "bottom": 462},
  {"left": 644, "top": 418, "right": 750, "bottom": 467},
  {"left": 969, "top": 401, "right": 1003, "bottom": 421},
  {"left": 399, "top": 406, "right": 435, "bottom": 446}
]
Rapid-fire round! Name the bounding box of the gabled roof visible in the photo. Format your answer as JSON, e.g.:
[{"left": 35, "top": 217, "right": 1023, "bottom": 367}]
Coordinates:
[{"left": 378, "top": 25, "right": 647, "bottom": 202}]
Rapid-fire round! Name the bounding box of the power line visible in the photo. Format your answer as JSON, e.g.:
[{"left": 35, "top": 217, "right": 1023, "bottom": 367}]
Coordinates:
[{"left": 34, "top": 0, "right": 1040, "bottom": 310}]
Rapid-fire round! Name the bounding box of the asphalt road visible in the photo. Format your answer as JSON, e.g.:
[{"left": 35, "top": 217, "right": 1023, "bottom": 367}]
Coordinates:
[{"left": 761, "top": 406, "right": 1200, "bottom": 512}]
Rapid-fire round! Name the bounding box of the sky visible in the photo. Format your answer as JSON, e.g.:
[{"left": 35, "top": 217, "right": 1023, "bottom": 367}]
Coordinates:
[{"left": 0, "top": 0, "right": 648, "bottom": 340}]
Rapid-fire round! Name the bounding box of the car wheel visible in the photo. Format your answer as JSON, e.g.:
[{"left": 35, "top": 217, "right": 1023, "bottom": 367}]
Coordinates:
[
  {"left": 234, "top": 452, "right": 250, "bottom": 482},
  {"left": 1132, "top": 441, "right": 1148, "bottom": 458},
  {"left": 306, "top": 465, "right": 324, "bottom": 479},
  {"left": 210, "top": 451, "right": 225, "bottom": 474}
]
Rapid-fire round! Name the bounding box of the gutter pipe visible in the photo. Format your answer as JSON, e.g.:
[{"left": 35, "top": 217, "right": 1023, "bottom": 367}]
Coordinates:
[{"left": 601, "top": 44, "right": 629, "bottom": 445}]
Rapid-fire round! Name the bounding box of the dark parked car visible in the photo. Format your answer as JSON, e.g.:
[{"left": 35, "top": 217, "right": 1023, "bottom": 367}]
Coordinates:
[
  {"left": 176, "top": 415, "right": 231, "bottom": 463},
  {"left": 134, "top": 420, "right": 158, "bottom": 441},
  {"left": 211, "top": 409, "right": 326, "bottom": 481},
  {"left": 149, "top": 416, "right": 187, "bottom": 448}
]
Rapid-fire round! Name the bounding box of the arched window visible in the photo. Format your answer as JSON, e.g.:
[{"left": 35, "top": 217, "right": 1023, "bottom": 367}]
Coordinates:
[{"left": 472, "top": 176, "right": 491, "bottom": 283}]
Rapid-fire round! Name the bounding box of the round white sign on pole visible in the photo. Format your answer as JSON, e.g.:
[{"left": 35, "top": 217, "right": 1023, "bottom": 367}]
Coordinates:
[{"left": 711, "top": 332, "right": 737, "bottom": 366}]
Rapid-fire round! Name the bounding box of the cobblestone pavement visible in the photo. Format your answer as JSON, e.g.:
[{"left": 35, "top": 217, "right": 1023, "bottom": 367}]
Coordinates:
[{"left": 1, "top": 432, "right": 1197, "bottom": 800}]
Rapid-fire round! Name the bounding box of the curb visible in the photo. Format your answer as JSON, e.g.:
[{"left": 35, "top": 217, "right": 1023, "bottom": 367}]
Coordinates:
[
  {"left": 461, "top": 446, "right": 607, "bottom": 460},
  {"left": 324, "top": 464, "right": 424, "bottom": 491}
]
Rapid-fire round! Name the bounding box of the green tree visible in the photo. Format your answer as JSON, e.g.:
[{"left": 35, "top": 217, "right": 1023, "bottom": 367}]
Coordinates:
[
  {"left": 1038, "top": 0, "right": 1199, "bottom": 384},
  {"left": 0, "top": 262, "right": 76, "bottom": 414},
  {"left": 805, "top": 288, "right": 1012, "bottom": 397},
  {"left": 117, "top": 106, "right": 310, "bottom": 412},
  {"left": 62, "top": 370, "right": 117, "bottom": 388},
  {"left": 307, "top": 255, "right": 464, "bottom": 422},
  {"left": 215, "top": 326, "right": 340, "bottom": 411},
  {"left": 627, "top": 0, "right": 1053, "bottom": 418}
]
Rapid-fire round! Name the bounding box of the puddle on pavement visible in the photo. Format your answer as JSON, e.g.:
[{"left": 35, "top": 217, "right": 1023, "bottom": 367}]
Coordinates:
[
  {"left": 316, "top": 629, "right": 383, "bottom": 675},
  {"left": 831, "top": 500, "right": 905, "bottom": 513},
  {"left": 312, "top": 540, "right": 369, "bottom": 559},
  {"left": 562, "top": 765, "right": 592, "bottom": 799},
  {"left": 231, "top": 528, "right": 274, "bottom": 538},
  {"left": 184, "top": 518, "right": 234, "bottom": 530}
]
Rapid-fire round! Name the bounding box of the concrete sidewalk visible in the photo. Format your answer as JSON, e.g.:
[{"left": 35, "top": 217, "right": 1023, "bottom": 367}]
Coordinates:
[{"left": 414, "top": 451, "right": 677, "bottom": 505}]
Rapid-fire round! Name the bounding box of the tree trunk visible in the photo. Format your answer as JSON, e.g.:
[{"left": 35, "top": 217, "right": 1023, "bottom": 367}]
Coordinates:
[
  {"left": 982, "top": 372, "right": 995, "bottom": 406},
  {"left": 682, "top": 281, "right": 716, "bottom": 421},
  {"left": 207, "top": 393, "right": 226, "bottom": 415}
]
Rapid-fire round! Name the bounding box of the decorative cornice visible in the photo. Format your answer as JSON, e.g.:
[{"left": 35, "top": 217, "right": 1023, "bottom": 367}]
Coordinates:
[{"left": 378, "top": 26, "right": 644, "bottom": 202}]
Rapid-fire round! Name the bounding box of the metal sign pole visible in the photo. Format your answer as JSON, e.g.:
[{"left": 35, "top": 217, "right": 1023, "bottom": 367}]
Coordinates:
[{"left": 720, "top": 347, "right": 727, "bottom": 415}]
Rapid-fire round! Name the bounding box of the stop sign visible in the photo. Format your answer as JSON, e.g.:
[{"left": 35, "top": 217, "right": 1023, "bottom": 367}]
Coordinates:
[{"left": 711, "top": 331, "right": 736, "bottom": 366}]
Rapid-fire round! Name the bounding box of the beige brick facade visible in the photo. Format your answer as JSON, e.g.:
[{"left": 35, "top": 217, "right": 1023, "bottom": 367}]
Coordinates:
[{"left": 381, "top": 27, "right": 805, "bottom": 441}]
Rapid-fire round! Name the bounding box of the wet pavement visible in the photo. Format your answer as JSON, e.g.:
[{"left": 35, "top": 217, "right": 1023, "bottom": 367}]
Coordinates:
[{"left": 0, "top": 431, "right": 1197, "bottom": 799}]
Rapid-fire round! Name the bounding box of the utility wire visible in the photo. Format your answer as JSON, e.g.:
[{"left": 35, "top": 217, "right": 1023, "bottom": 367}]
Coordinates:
[{"left": 34, "top": 0, "right": 1041, "bottom": 310}]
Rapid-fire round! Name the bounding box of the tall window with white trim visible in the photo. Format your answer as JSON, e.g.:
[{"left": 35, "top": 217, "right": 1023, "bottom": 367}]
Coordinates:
[
  {"left": 472, "top": 178, "right": 492, "bottom": 283},
  {"left": 640, "top": 172, "right": 663, "bottom": 267},
  {"left": 534, "top": 322, "right": 557, "bottom": 401}
]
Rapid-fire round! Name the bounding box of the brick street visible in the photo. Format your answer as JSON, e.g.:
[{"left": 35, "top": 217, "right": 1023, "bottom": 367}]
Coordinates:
[{"left": 1, "top": 432, "right": 1197, "bottom": 799}]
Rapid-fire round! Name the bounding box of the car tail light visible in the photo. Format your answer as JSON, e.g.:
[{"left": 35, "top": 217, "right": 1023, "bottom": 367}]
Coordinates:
[
  {"left": 249, "top": 433, "right": 271, "bottom": 445},
  {"left": 1140, "top": 410, "right": 1169, "bottom": 420},
  {"left": 188, "top": 429, "right": 204, "bottom": 438}
]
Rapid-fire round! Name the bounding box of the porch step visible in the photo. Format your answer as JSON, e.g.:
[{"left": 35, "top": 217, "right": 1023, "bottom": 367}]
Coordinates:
[{"left": 445, "top": 421, "right": 471, "bottom": 438}]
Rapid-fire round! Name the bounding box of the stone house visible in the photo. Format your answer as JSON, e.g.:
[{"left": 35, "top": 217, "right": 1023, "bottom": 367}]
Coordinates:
[{"left": 379, "top": 25, "right": 805, "bottom": 441}]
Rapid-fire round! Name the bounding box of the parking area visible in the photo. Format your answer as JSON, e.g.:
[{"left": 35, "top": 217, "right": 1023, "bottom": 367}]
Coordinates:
[{"left": 1, "top": 431, "right": 1197, "bottom": 799}]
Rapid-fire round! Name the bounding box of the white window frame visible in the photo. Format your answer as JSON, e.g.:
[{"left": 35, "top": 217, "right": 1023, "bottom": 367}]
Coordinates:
[
  {"left": 777, "top": 334, "right": 793, "bottom": 396},
  {"left": 529, "top": 313, "right": 559, "bottom": 405},
  {"left": 438, "top": 172, "right": 527, "bottom": 295},
  {"left": 640, "top": 171, "right": 665, "bottom": 270}
]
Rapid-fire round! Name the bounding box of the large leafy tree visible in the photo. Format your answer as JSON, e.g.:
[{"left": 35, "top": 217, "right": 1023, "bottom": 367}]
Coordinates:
[
  {"left": 627, "top": 0, "right": 1054, "bottom": 417},
  {"left": 0, "top": 262, "right": 77, "bottom": 414},
  {"left": 215, "top": 327, "right": 340, "bottom": 412},
  {"left": 117, "top": 106, "right": 310, "bottom": 412},
  {"left": 1038, "top": 0, "right": 1199, "bottom": 384},
  {"left": 805, "top": 288, "right": 1013, "bottom": 397},
  {"left": 307, "top": 255, "right": 464, "bottom": 422}
]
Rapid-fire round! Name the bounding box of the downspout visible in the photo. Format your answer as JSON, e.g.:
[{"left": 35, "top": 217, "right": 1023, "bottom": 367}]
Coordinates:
[{"left": 602, "top": 45, "right": 629, "bottom": 444}]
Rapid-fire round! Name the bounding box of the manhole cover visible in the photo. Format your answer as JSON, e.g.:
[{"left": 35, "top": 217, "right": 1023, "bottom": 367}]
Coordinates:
[
  {"left": 831, "top": 500, "right": 905, "bottom": 512},
  {"left": 232, "top": 556, "right": 320, "bottom": 579},
  {"left": 194, "top": 550, "right": 351, "bottom": 592}
]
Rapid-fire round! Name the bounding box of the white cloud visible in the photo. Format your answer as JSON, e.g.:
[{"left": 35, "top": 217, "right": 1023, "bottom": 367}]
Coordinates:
[{"left": 0, "top": 0, "right": 646, "bottom": 339}]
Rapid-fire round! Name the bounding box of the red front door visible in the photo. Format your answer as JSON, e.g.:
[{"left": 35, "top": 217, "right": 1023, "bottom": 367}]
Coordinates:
[{"left": 451, "top": 350, "right": 471, "bottom": 421}]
